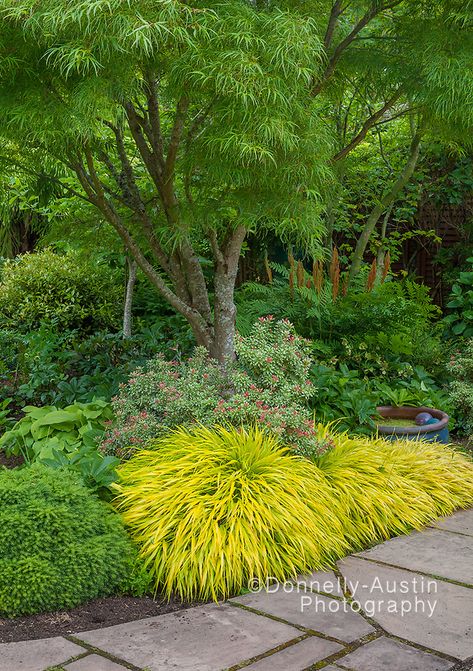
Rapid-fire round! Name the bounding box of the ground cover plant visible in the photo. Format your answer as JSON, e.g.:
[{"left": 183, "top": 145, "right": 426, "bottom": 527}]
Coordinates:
[
  {"left": 0, "top": 401, "right": 118, "bottom": 494},
  {"left": 0, "top": 400, "right": 113, "bottom": 461},
  {"left": 0, "top": 464, "right": 137, "bottom": 617},
  {"left": 115, "top": 424, "right": 473, "bottom": 601}
]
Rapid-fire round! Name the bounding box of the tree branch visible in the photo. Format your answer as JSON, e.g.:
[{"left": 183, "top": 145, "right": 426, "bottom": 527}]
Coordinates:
[
  {"left": 348, "top": 126, "right": 422, "bottom": 282},
  {"left": 71, "top": 154, "right": 210, "bottom": 341},
  {"left": 223, "top": 225, "right": 247, "bottom": 279},
  {"left": 208, "top": 229, "right": 225, "bottom": 266},
  {"left": 124, "top": 101, "right": 163, "bottom": 192},
  {"left": 164, "top": 95, "right": 189, "bottom": 182},
  {"left": 98, "top": 126, "right": 192, "bottom": 292},
  {"left": 332, "top": 89, "right": 403, "bottom": 162},
  {"left": 143, "top": 71, "right": 165, "bottom": 172},
  {"left": 323, "top": 0, "right": 344, "bottom": 50},
  {"left": 312, "top": 0, "right": 403, "bottom": 96},
  {"left": 185, "top": 100, "right": 215, "bottom": 149}
]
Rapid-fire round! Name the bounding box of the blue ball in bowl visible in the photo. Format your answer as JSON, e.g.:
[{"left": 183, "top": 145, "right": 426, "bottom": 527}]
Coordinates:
[{"left": 415, "top": 411, "right": 433, "bottom": 426}]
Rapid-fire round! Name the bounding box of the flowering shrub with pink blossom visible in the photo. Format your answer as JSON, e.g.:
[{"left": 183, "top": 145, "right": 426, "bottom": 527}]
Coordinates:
[
  {"left": 235, "top": 317, "right": 314, "bottom": 404},
  {"left": 101, "top": 319, "right": 333, "bottom": 459}
]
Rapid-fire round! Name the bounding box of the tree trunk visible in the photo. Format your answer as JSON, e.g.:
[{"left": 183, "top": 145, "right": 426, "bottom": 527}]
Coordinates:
[
  {"left": 375, "top": 203, "right": 394, "bottom": 283},
  {"left": 348, "top": 130, "right": 421, "bottom": 284},
  {"left": 208, "top": 225, "right": 247, "bottom": 364},
  {"left": 211, "top": 277, "right": 238, "bottom": 363},
  {"left": 123, "top": 256, "right": 137, "bottom": 338}
]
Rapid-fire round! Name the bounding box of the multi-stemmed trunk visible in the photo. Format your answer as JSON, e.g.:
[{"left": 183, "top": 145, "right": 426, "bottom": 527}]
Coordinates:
[{"left": 65, "top": 79, "right": 248, "bottom": 364}]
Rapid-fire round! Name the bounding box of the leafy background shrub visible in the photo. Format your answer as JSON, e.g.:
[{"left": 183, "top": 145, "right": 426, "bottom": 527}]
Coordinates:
[
  {"left": 235, "top": 316, "right": 314, "bottom": 402},
  {"left": 102, "top": 319, "right": 332, "bottom": 459},
  {"left": 236, "top": 272, "right": 455, "bottom": 432},
  {"left": 237, "top": 275, "right": 439, "bottom": 351},
  {"left": 0, "top": 464, "right": 136, "bottom": 616},
  {"left": 448, "top": 340, "right": 473, "bottom": 434},
  {"left": 115, "top": 424, "right": 473, "bottom": 601},
  {"left": 0, "top": 249, "right": 122, "bottom": 333},
  {"left": 0, "top": 325, "right": 183, "bottom": 411},
  {"left": 238, "top": 275, "right": 444, "bottom": 377},
  {"left": 443, "top": 257, "right": 473, "bottom": 337}
]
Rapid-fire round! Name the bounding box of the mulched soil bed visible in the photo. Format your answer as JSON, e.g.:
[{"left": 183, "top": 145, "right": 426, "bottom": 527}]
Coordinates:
[
  {"left": 0, "top": 451, "right": 24, "bottom": 469},
  {"left": 0, "top": 595, "right": 199, "bottom": 643}
]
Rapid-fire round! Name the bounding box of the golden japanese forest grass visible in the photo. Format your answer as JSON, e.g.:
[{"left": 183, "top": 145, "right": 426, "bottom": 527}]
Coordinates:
[{"left": 114, "top": 425, "right": 473, "bottom": 601}]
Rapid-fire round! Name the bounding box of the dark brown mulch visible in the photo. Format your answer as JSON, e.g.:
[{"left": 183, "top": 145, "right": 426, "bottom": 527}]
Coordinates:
[
  {"left": 0, "top": 451, "right": 24, "bottom": 469},
  {"left": 0, "top": 595, "right": 198, "bottom": 643}
]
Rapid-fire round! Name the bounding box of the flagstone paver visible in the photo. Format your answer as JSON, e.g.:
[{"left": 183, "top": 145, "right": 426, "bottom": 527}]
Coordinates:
[
  {"left": 242, "top": 636, "right": 343, "bottom": 670},
  {"left": 294, "top": 569, "right": 344, "bottom": 596},
  {"left": 3, "top": 508, "right": 473, "bottom": 671},
  {"left": 65, "top": 654, "right": 129, "bottom": 671},
  {"left": 338, "top": 556, "right": 473, "bottom": 659},
  {"left": 450, "top": 659, "right": 473, "bottom": 671},
  {"left": 75, "top": 603, "right": 300, "bottom": 671},
  {"left": 0, "top": 636, "right": 85, "bottom": 671},
  {"left": 332, "top": 636, "right": 454, "bottom": 671},
  {"left": 231, "top": 588, "right": 375, "bottom": 641},
  {"left": 356, "top": 527, "right": 473, "bottom": 584},
  {"left": 433, "top": 508, "right": 473, "bottom": 536}
]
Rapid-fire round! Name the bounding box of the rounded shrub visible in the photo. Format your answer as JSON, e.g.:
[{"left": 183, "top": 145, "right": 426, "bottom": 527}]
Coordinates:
[
  {"left": 0, "top": 464, "right": 136, "bottom": 616},
  {"left": 114, "top": 425, "right": 348, "bottom": 601},
  {"left": 0, "top": 249, "right": 121, "bottom": 332}
]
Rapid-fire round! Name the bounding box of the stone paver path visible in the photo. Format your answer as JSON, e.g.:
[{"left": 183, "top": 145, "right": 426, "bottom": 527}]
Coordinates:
[{"left": 2, "top": 509, "right": 473, "bottom": 671}]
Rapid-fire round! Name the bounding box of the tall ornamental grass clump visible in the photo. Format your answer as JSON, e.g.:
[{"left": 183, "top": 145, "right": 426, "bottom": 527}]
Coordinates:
[
  {"left": 115, "top": 425, "right": 348, "bottom": 601},
  {"left": 0, "top": 464, "right": 136, "bottom": 616},
  {"left": 115, "top": 425, "right": 473, "bottom": 601},
  {"left": 315, "top": 426, "right": 473, "bottom": 550}
]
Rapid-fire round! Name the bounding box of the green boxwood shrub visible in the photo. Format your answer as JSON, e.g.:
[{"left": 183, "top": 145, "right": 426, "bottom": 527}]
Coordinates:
[
  {"left": 0, "top": 464, "right": 136, "bottom": 616},
  {"left": 0, "top": 249, "right": 122, "bottom": 332}
]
